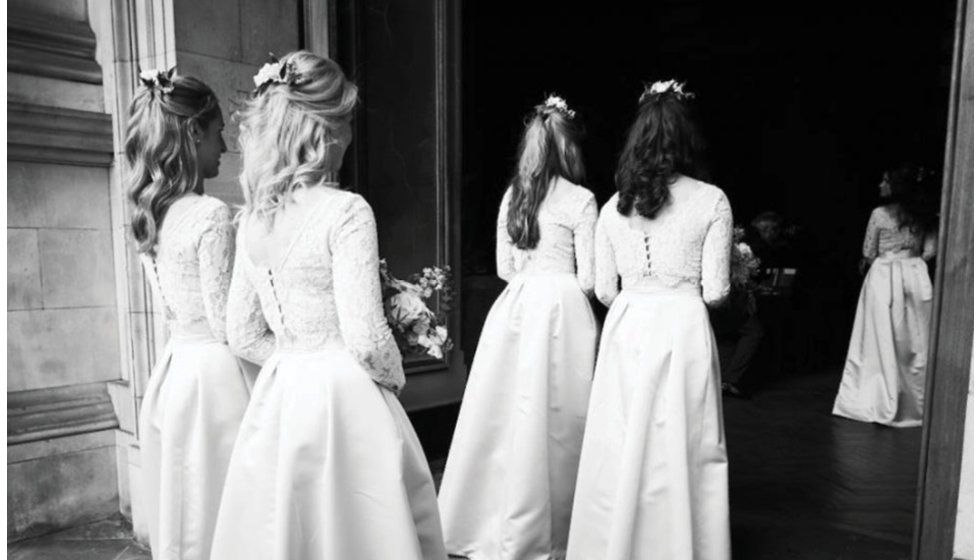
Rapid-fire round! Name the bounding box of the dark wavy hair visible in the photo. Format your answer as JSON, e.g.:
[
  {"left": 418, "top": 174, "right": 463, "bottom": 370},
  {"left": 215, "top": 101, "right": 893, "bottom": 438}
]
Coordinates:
[
  {"left": 126, "top": 73, "right": 221, "bottom": 254},
  {"left": 882, "top": 164, "right": 940, "bottom": 233},
  {"left": 615, "top": 88, "right": 705, "bottom": 219},
  {"left": 505, "top": 99, "right": 586, "bottom": 250}
]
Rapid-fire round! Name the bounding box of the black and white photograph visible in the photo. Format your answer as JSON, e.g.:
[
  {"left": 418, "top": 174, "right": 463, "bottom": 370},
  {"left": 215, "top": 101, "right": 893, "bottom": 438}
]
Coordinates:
[{"left": 5, "top": 0, "right": 974, "bottom": 559}]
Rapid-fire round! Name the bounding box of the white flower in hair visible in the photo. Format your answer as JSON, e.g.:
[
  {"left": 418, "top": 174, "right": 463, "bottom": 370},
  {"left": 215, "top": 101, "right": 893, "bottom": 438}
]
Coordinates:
[
  {"left": 139, "top": 69, "right": 159, "bottom": 83},
  {"left": 253, "top": 62, "right": 283, "bottom": 89},
  {"left": 543, "top": 94, "right": 576, "bottom": 118},
  {"left": 138, "top": 67, "right": 176, "bottom": 94},
  {"left": 639, "top": 79, "right": 694, "bottom": 102},
  {"left": 252, "top": 55, "right": 298, "bottom": 93}
]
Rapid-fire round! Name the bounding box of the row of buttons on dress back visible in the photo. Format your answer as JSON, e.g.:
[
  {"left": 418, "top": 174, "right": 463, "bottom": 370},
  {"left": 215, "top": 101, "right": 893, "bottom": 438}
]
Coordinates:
[
  {"left": 642, "top": 234, "right": 654, "bottom": 277},
  {"left": 150, "top": 259, "right": 176, "bottom": 319},
  {"left": 267, "top": 269, "right": 286, "bottom": 332}
]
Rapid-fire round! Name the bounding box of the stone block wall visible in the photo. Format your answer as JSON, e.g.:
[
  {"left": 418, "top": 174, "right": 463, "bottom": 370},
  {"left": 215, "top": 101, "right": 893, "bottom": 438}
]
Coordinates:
[{"left": 6, "top": 0, "right": 122, "bottom": 541}]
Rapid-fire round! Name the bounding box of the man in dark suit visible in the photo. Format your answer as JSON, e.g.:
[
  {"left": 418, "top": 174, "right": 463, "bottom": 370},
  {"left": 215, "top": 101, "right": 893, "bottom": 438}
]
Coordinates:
[{"left": 713, "top": 212, "right": 794, "bottom": 398}]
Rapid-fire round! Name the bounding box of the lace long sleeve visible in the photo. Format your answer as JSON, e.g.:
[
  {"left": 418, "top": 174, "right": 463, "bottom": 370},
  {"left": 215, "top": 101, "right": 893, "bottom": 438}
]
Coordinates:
[
  {"left": 701, "top": 193, "right": 733, "bottom": 308},
  {"left": 331, "top": 196, "right": 406, "bottom": 393},
  {"left": 862, "top": 209, "right": 880, "bottom": 260},
  {"left": 594, "top": 207, "right": 619, "bottom": 307},
  {"left": 573, "top": 194, "right": 598, "bottom": 296},
  {"left": 227, "top": 226, "right": 276, "bottom": 365},
  {"left": 198, "top": 204, "right": 235, "bottom": 342},
  {"left": 496, "top": 188, "right": 516, "bottom": 282}
]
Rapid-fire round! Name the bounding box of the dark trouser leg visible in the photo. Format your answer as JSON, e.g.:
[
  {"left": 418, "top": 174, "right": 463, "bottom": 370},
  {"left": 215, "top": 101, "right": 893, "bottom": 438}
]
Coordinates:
[{"left": 722, "top": 313, "right": 765, "bottom": 386}]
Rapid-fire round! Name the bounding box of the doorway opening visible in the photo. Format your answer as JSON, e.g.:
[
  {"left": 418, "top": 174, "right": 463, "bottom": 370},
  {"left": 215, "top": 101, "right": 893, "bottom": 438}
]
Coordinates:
[{"left": 458, "top": 0, "right": 959, "bottom": 557}]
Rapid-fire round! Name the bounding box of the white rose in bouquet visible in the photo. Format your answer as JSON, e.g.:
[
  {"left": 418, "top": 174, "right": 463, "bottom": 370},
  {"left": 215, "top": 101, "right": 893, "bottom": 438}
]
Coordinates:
[{"left": 387, "top": 292, "right": 430, "bottom": 326}]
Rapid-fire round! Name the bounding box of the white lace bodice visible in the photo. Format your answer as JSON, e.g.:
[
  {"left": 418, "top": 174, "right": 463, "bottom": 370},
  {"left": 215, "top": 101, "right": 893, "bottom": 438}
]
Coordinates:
[
  {"left": 862, "top": 205, "right": 936, "bottom": 260},
  {"left": 595, "top": 181, "right": 733, "bottom": 307},
  {"left": 141, "top": 195, "right": 234, "bottom": 341},
  {"left": 226, "top": 189, "right": 405, "bottom": 392},
  {"left": 496, "top": 178, "right": 598, "bottom": 295}
]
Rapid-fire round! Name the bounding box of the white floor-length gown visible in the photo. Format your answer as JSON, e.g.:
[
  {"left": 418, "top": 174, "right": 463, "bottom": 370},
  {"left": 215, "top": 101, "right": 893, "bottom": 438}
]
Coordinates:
[
  {"left": 138, "top": 194, "right": 252, "bottom": 560},
  {"left": 832, "top": 205, "right": 935, "bottom": 427},
  {"left": 568, "top": 180, "right": 733, "bottom": 560},
  {"left": 439, "top": 178, "right": 598, "bottom": 560},
  {"left": 210, "top": 188, "right": 446, "bottom": 560}
]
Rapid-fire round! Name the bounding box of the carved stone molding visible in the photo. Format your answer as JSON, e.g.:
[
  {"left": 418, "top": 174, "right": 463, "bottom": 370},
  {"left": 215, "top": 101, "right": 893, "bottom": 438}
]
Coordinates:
[
  {"left": 8, "top": 11, "right": 103, "bottom": 84},
  {"left": 8, "top": 102, "right": 114, "bottom": 167},
  {"left": 8, "top": 382, "right": 120, "bottom": 445}
]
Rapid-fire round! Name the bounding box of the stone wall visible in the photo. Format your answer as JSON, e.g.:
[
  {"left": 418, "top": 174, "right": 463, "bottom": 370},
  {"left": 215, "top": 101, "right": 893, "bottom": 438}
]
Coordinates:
[{"left": 6, "top": 0, "right": 122, "bottom": 541}]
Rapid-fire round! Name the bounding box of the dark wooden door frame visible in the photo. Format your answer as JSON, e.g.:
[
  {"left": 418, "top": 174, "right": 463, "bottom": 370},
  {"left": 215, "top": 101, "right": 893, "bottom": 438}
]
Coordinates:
[
  {"left": 913, "top": 0, "right": 974, "bottom": 556},
  {"left": 303, "top": 0, "right": 467, "bottom": 411}
]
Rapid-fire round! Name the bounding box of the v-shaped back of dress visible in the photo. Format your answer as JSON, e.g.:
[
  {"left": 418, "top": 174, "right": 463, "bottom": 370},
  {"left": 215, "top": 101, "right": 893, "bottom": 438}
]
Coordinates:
[
  {"left": 239, "top": 193, "right": 347, "bottom": 351},
  {"left": 228, "top": 187, "right": 407, "bottom": 391}
]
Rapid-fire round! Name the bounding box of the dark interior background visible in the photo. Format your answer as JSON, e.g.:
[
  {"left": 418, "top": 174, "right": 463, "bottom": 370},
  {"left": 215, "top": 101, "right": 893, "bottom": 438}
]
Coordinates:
[{"left": 460, "top": 0, "right": 957, "bottom": 364}]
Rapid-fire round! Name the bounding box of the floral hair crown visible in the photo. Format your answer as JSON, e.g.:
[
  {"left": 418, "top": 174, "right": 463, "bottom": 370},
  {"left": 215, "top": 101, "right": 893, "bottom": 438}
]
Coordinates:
[
  {"left": 639, "top": 79, "right": 695, "bottom": 103},
  {"left": 138, "top": 67, "right": 176, "bottom": 95},
  {"left": 252, "top": 54, "right": 300, "bottom": 95},
  {"left": 540, "top": 94, "right": 576, "bottom": 119}
]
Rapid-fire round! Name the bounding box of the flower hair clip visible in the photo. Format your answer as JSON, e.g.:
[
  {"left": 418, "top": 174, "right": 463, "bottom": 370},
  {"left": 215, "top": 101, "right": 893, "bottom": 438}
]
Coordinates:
[
  {"left": 541, "top": 94, "right": 576, "bottom": 119},
  {"left": 138, "top": 67, "right": 176, "bottom": 94},
  {"left": 252, "top": 54, "right": 299, "bottom": 95},
  {"left": 639, "top": 79, "right": 695, "bottom": 103}
]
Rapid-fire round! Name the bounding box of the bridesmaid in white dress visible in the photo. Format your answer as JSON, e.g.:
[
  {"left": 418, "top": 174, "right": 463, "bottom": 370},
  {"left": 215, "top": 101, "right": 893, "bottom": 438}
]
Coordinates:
[
  {"left": 833, "top": 166, "right": 937, "bottom": 427},
  {"left": 209, "top": 51, "right": 445, "bottom": 560},
  {"left": 439, "top": 95, "right": 598, "bottom": 560},
  {"left": 567, "top": 81, "right": 732, "bottom": 560},
  {"left": 126, "top": 70, "right": 251, "bottom": 559}
]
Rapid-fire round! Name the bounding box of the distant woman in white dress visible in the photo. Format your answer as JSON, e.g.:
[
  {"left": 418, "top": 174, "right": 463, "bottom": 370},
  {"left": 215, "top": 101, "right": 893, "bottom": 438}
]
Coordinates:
[
  {"left": 209, "top": 51, "right": 445, "bottom": 560},
  {"left": 126, "top": 69, "right": 251, "bottom": 560},
  {"left": 439, "top": 95, "right": 598, "bottom": 560},
  {"left": 567, "top": 80, "right": 732, "bottom": 560},
  {"left": 832, "top": 165, "right": 938, "bottom": 427}
]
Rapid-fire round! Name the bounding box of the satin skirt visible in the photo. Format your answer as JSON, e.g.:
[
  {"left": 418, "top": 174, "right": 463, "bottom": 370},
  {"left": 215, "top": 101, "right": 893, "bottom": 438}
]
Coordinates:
[
  {"left": 567, "top": 289, "right": 731, "bottom": 560},
  {"left": 209, "top": 345, "right": 446, "bottom": 560},
  {"left": 139, "top": 335, "right": 252, "bottom": 560},
  {"left": 439, "top": 273, "right": 597, "bottom": 560},
  {"left": 833, "top": 256, "right": 933, "bottom": 427}
]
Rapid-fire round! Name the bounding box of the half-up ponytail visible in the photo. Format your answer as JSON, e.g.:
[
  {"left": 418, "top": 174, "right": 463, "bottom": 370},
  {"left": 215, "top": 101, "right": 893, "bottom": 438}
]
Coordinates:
[
  {"left": 506, "top": 97, "right": 585, "bottom": 250},
  {"left": 125, "top": 72, "right": 221, "bottom": 254},
  {"left": 238, "top": 50, "right": 359, "bottom": 228}
]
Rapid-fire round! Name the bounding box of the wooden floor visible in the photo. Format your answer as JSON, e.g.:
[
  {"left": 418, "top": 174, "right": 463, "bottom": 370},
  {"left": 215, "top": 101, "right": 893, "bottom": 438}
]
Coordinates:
[{"left": 725, "top": 367, "right": 920, "bottom": 559}]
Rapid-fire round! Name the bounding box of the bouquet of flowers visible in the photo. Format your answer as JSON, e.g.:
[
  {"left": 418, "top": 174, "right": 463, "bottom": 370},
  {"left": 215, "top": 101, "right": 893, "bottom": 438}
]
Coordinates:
[
  {"left": 379, "top": 259, "right": 454, "bottom": 360},
  {"left": 731, "top": 226, "right": 761, "bottom": 289}
]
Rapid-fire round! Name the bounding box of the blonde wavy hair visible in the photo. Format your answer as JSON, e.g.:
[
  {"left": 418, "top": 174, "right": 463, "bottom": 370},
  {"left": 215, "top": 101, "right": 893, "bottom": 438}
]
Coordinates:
[
  {"left": 238, "top": 50, "right": 359, "bottom": 227},
  {"left": 125, "top": 72, "right": 221, "bottom": 255}
]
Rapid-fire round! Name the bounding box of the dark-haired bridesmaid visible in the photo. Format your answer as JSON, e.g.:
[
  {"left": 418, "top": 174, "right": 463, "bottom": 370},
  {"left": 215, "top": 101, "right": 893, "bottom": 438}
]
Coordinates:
[{"left": 568, "top": 80, "right": 732, "bottom": 560}]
